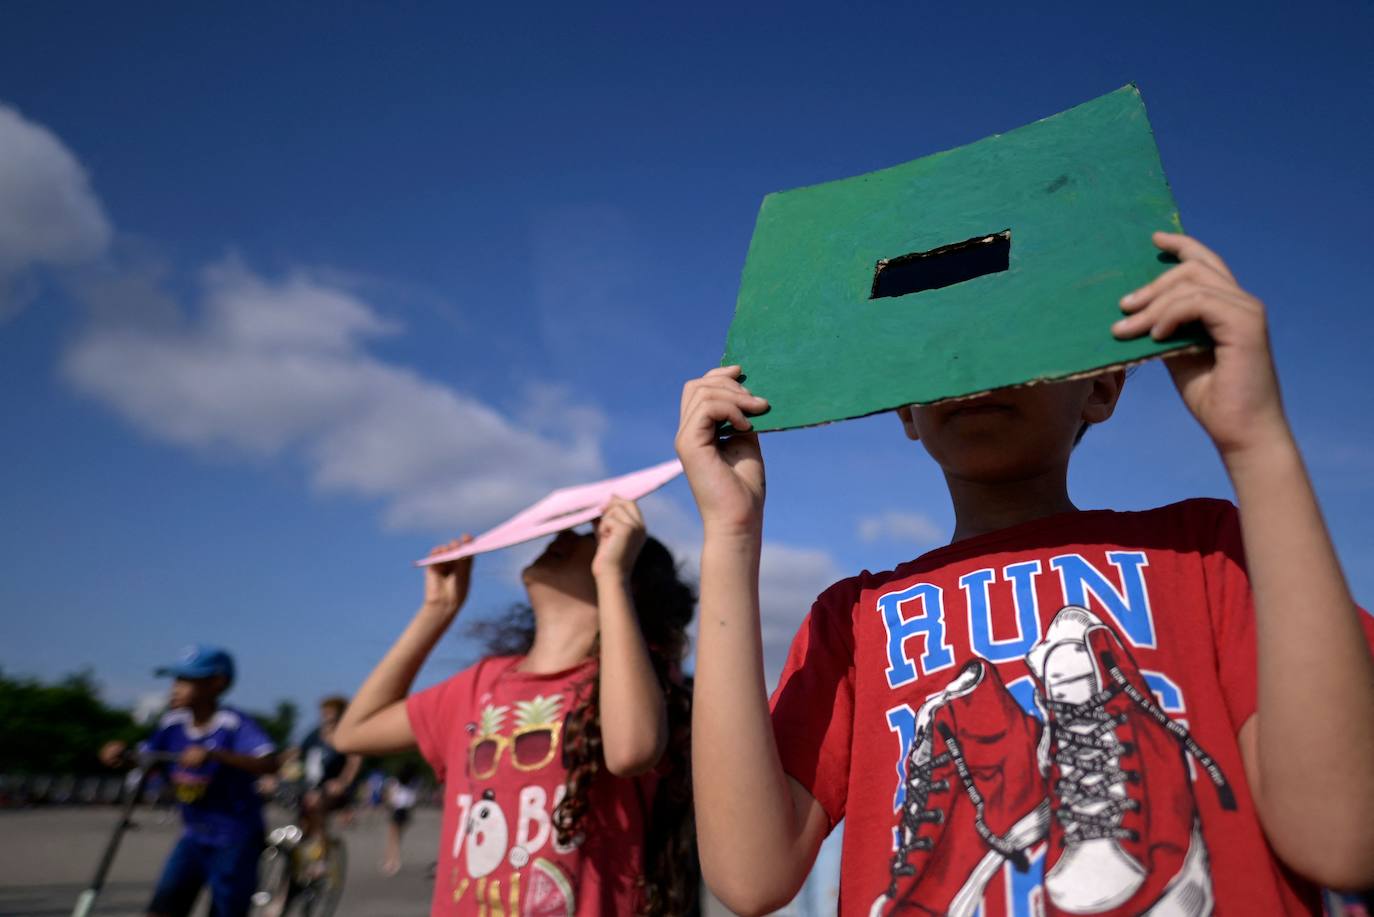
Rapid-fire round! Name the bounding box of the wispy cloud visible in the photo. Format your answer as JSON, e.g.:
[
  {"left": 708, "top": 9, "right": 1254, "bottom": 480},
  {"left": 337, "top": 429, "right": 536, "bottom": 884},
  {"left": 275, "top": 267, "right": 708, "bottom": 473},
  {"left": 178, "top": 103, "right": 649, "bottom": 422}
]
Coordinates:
[
  {"left": 5, "top": 101, "right": 846, "bottom": 690},
  {"left": 757, "top": 542, "right": 845, "bottom": 686},
  {"left": 0, "top": 104, "right": 112, "bottom": 318},
  {"left": 61, "top": 258, "right": 607, "bottom": 531},
  {"left": 856, "top": 509, "right": 943, "bottom": 546},
  {"left": 0, "top": 101, "right": 608, "bottom": 535},
  {"left": 641, "top": 491, "right": 845, "bottom": 688}
]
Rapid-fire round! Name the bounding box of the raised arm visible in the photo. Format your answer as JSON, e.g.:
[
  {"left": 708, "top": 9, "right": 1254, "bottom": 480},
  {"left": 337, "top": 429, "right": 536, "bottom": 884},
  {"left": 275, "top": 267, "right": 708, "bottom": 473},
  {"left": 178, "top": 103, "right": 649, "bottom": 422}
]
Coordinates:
[
  {"left": 327, "top": 751, "right": 365, "bottom": 798},
  {"left": 185, "top": 747, "right": 280, "bottom": 776},
  {"left": 334, "top": 537, "right": 474, "bottom": 756},
  {"left": 591, "top": 497, "right": 669, "bottom": 776},
  {"left": 1116, "top": 232, "right": 1374, "bottom": 888},
  {"left": 675, "top": 367, "right": 831, "bottom": 915}
]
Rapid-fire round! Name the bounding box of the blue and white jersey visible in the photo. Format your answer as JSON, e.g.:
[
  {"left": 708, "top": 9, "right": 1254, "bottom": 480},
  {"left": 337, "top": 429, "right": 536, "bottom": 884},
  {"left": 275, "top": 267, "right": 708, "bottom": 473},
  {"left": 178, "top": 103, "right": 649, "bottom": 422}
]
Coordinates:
[{"left": 142, "top": 706, "right": 274, "bottom": 844}]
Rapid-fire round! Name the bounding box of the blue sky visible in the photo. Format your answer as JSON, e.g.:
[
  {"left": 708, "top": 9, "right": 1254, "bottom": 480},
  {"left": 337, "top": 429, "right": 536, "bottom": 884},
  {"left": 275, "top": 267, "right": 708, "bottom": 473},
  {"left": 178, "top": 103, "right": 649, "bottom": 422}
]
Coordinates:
[{"left": 2, "top": 1, "right": 1371, "bottom": 737}]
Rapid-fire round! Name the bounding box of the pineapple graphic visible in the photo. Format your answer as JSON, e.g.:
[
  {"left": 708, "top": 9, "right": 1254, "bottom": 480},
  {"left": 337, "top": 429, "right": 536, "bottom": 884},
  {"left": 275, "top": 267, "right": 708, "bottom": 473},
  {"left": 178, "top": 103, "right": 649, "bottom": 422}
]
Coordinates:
[
  {"left": 477, "top": 703, "right": 510, "bottom": 738},
  {"left": 511, "top": 694, "right": 564, "bottom": 772},
  {"left": 468, "top": 703, "right": 509, "bottom": 779}
]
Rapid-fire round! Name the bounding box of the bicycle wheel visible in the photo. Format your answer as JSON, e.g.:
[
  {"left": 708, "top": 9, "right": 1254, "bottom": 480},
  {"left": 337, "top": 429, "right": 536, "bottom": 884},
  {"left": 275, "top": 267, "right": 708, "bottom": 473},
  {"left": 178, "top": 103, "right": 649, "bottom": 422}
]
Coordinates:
[
  {"left": 250, "top": 843, "right": 294, "bottom": 917},
  {"left": 299, "top": 838, "right": 347, "bottom": 917}
]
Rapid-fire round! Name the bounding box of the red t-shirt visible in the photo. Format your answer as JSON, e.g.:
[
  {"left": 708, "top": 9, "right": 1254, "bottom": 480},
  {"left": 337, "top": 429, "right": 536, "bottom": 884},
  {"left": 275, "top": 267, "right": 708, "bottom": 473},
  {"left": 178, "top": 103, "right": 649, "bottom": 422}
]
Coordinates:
[
  {"left": 408, "top": 656, "right": 655, "bottom": 916},
  {"left": 771, "top": 499, "right": 1374, "bottom": 916}
]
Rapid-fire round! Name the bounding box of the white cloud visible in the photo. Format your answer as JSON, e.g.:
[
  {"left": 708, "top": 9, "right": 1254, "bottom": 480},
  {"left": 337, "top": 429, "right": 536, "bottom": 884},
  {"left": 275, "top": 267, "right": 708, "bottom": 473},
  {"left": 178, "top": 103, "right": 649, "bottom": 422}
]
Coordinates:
[
  {"left": 757, "top": 542, "right": 845, "bottom": 687},
  {"left": 62, "top": 257, "right": 606, "bottom": 532},
  {"left": 133, "top": 692, "right": 167, "bottom": 726},
  {"left": 857, "top": 509, "right": 943, "bottom": 546},
  {"left": 635, "top": 490, "right": 705, "bottom": 563},
  {"left": 515, "top": 380, "right": 609, "bottom": 445},
  {"left": 0, "top": 101, "right": 607, "bottom": 538},
  {"left": 0, "top": 104, "right": 112, "bottom": 317},
  {"left": 655, "top": 485, "right": 847, "bottom": 689}
]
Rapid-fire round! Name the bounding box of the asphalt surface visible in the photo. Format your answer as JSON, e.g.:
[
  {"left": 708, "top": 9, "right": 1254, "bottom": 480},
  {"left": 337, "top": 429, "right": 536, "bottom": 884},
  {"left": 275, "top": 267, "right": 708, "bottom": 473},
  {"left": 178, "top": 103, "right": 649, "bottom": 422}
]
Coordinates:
[{"left": 0, "top": 805, "right": 439, "bottom": 917}]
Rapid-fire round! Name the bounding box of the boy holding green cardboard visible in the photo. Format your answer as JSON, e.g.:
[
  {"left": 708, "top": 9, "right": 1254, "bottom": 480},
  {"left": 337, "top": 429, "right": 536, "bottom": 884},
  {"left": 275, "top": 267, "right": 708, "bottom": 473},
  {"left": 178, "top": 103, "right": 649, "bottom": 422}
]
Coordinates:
[{"left": 679, "top": 226, "right": 1374, "bottom": 915}]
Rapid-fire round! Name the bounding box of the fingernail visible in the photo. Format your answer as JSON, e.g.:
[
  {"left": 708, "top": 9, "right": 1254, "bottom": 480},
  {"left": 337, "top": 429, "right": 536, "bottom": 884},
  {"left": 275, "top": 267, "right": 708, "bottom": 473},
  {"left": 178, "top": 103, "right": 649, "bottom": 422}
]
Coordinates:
[
  {"left": 1120, "top": 292, "right": 1137, "bottom": 306},
  {"left": 1112, "top": 319, "right": 1130, "bottom": 333}
]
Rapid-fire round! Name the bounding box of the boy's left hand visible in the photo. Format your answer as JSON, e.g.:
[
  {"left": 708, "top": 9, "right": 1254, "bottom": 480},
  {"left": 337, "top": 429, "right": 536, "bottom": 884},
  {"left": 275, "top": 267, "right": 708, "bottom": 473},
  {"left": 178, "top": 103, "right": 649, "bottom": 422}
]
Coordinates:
[
  {"left": 179, "top": 745, "right": 211, "bottom": 768},
  {"left": 1114, "top": 231, "right": 1291, "bottom": 459},
  {"left": 591, "top": 497, "right": 647, "bottom": 583}
]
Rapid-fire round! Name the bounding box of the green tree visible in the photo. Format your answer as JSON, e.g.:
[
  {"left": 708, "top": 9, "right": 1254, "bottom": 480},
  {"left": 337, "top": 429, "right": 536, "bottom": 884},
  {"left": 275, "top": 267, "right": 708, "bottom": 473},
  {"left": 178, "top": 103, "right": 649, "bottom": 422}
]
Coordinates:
[
  {"left": 0, "top": 670, "right": 304, "bottom": 775},
  {"left": 246, "top": 699, "right": 298, "bottom": 748},
  {"left": 0, "top": 669, "right": 141, "bottom": 774}
]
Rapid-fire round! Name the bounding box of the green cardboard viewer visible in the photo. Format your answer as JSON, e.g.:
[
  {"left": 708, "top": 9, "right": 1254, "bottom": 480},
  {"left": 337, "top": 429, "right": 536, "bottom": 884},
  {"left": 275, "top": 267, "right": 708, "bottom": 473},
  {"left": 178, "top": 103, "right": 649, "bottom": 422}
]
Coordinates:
[{"left": 722, "top": 84, "right": 1207, "bottom": 433}]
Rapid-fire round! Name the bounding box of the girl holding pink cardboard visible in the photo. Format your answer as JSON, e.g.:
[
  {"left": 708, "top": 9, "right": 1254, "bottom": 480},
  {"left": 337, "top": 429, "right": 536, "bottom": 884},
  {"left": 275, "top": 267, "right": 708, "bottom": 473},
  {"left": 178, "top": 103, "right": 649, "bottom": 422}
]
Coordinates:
[{"left": 335, "top": 493, "right": 698, "bottom": 916}]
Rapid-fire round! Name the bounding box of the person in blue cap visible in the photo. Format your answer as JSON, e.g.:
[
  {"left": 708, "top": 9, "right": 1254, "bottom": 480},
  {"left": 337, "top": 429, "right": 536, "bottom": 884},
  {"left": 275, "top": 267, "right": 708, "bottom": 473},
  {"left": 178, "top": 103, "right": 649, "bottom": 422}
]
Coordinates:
[{"left": 100, "top": 645, "right": 280, "bottom": 917}]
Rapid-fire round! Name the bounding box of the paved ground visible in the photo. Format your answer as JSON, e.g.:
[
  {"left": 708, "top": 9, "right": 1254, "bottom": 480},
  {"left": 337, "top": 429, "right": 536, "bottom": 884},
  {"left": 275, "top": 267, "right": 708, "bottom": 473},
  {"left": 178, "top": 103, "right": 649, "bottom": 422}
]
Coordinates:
[
  {"left": 0, "top": 805, "right": 438, "bottom": 916},
  {"left": 0, "top": 806, "right": 835, "bottom": 916}
]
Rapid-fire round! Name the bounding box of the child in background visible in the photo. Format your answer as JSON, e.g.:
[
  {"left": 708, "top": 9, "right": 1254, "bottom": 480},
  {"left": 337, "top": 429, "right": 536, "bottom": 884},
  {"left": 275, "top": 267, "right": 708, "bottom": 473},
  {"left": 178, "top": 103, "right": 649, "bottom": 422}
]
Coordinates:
[
  {"left": 100, "top": 645, "right": 280, "bottom": 917},
  {"left": 365, "top": 768, "right": 387, "bottom": 821},
  {"left": 676, "top": 231, "right": 1374, "bottom": 915},
  {"left": 291, "top": 695, "right": 363, "bottom": 877},
  {"left": 335, "top": 497, "right": 700, "bottom": 916},
  {"left": 381, "top": 762, "right": 421, "bottom": 876}
]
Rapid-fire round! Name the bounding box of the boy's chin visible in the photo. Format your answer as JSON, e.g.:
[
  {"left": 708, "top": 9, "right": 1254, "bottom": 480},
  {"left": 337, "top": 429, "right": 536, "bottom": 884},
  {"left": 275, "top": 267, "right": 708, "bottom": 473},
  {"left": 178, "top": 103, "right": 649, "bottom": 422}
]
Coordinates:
[
  {"left": 928, "top": 430, "right": 1072, "bottom": 482},
  {"left": 941, "top": 452, "right": 1058, "bottom": 484}
]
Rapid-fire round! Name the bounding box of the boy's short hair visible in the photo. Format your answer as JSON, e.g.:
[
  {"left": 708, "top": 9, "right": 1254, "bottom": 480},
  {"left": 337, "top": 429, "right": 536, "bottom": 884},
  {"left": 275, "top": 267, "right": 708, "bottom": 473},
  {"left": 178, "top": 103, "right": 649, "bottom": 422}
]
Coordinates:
[{"left": 319, "top": 695, "right": 348, "bottom": 716}]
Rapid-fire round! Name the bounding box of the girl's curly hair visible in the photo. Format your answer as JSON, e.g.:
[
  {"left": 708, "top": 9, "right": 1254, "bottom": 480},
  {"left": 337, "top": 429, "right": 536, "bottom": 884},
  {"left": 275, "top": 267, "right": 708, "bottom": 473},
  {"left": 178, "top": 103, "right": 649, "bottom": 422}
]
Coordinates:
[{"left": 468, "top": 535, "right": 700, "bottom": 916}]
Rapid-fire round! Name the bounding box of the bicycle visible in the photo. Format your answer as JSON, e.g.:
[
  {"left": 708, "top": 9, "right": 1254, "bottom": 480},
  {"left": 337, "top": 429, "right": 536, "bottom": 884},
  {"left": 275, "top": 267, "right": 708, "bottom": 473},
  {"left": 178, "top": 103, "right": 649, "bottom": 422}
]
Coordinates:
[
  {"left": 71, "top": 751, "right": 179, "bottom": 917},
  {"left": 250, "top": 803, "right": 347, "bottom": 916}
]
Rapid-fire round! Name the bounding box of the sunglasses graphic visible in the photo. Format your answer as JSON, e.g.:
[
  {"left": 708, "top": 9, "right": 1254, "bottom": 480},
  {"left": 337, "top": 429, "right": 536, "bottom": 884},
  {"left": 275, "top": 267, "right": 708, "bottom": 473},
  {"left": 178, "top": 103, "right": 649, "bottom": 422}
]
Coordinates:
[{"left": 467, "top": 722, "right": 563, "bottom": 779}]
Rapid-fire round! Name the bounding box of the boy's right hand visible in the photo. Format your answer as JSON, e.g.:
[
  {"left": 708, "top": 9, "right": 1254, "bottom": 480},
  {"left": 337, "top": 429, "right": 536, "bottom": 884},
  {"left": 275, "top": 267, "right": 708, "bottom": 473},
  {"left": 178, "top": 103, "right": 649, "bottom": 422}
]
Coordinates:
[
  {"left": 675, "top": 366, "right": 769, "bottom": 536},
  {"left": 99, "top": 740, "right": 127, "bottom": 768},
  {"left": 421, "top": 535, "right": 474, "bottom": 618}
]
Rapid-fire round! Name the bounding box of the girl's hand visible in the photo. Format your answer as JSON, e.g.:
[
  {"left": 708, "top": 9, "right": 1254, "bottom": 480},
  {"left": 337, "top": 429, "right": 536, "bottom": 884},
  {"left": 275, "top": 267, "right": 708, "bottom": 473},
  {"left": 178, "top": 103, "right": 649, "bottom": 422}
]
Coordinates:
[
  {"left": 99, "top": 740, "right": 128, "bottom": 768},
  {"left": 422, "top": 535, "right": 474, "bottom": 617},
  {"left": 674, "top": 366, "right": 768, "bottom": 537},
  {"left": 591, "top": 497, "right": 647, "bottom": 582},
  {"left": 1113, "top": 231, "right": 1291, "bottom": 461}
]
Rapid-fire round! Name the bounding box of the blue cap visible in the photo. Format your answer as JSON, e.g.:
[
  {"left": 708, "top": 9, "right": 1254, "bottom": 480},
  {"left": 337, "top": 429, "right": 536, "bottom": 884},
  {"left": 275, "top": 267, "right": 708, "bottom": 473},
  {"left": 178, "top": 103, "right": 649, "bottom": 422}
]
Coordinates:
[{"left": 155, "top": 645, "right": 235, "bottom": 685}]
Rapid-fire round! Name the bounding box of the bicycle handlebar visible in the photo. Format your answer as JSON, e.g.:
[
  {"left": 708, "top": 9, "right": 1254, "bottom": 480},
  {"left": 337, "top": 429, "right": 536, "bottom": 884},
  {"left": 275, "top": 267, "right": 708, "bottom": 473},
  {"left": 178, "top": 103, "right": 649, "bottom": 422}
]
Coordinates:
[{"left": 117, "top": 749, "right": 181, "bottom": 768}]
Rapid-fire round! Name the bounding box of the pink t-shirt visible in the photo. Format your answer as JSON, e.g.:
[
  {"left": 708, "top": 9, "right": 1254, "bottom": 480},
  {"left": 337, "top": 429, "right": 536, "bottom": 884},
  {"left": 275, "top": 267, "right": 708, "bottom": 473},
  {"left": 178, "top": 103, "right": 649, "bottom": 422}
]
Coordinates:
[
  {"left": 770, "top": 499, "right": 1374, "bottom": 916},
  {"left": 408, "top": 655, "right": 655, "bottom": 916}
]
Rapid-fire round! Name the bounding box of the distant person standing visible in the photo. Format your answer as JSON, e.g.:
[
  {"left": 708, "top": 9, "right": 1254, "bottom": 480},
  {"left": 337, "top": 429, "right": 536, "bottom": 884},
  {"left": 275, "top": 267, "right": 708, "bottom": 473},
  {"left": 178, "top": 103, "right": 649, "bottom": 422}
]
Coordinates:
[
  {"left": 100, "top": 645, "right": 279, "bottom": 917},
  {"left": 365, "top": 768, "right": 387, "bottom": 819},
  {"left": 381, "top": 763, "right": 420, "bottom": 877},
  {"left": 293, "top": 695, "right": 363, "bottom": 866}
]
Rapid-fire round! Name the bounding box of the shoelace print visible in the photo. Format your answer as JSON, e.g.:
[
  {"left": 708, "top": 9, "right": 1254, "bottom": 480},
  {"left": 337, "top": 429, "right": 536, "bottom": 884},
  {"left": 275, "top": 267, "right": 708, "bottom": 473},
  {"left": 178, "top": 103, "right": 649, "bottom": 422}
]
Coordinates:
[
  {"left": 1049, "top": 651, "right": 1238, "bottom": 848},
  {"left": 1102, "top": 652, "right": 1236, "bottom": 812},
  {"left": 885, "top": 725, "right": 952, "bottom": 897},
  {"left": 884, "top": 719, "right": 1036, "bottom": 901},
  {"left": 1045, "top": 688, "right": 1142, "bottom": 843},
  {"left": 937, "top": 722, "right": 1034, "bottom": 871}
]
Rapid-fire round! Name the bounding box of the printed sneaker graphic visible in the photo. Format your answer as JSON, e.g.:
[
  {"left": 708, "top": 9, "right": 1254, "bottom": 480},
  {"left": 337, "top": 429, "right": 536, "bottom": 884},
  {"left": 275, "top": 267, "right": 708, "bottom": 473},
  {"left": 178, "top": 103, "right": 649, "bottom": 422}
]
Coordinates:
[
  {"left": 874, "top": 658, "right": 1049, "bottom": 917},
  {"left": 1026, "top": 606, "right": 1236, "bottom": 916}
]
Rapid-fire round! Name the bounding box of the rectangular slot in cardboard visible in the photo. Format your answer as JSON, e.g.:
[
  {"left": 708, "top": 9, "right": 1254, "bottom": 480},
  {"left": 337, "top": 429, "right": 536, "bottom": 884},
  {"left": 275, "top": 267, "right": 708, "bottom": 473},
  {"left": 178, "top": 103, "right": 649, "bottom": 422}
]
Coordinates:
[{"left": 871, "top": 230, "right": 1011, "bottom": 299}]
